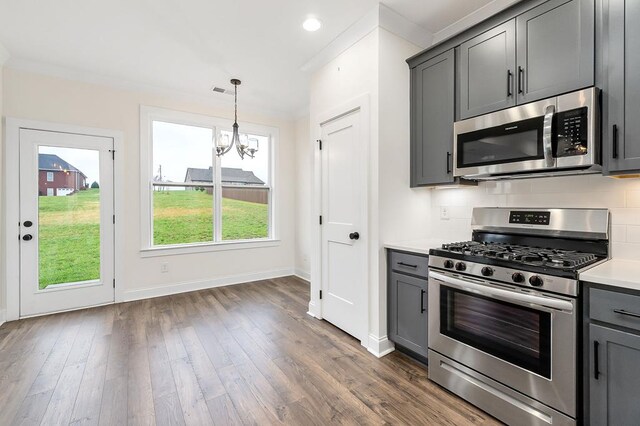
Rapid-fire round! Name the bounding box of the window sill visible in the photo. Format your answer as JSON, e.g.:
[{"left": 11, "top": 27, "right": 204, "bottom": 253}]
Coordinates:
[{"left": 140, "top": 239, "right": 281, "bottom": 258}]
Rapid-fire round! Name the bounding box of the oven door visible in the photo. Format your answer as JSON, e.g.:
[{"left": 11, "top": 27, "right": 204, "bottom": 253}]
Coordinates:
[{"left": 428, "top": 270, "right": 577, "bottom": 417}]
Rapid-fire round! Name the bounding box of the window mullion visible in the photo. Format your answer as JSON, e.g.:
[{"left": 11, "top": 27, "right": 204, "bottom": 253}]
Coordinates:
[{"left": 214, "top": 154, "right": 223, "bottom": 242}]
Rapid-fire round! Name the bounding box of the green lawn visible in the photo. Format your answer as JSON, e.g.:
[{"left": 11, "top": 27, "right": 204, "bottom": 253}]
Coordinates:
[
  {"left": 39, "top": 189, "right": 101, "bottom": 289},
  {"left": 38, "top": 189, "right": 268, "bottom": 289}
]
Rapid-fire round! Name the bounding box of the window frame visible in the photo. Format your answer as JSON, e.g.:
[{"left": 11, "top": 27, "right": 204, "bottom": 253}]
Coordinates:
[
  {"left": 46, "top": 171, "right": 54, "bottom": 182},
  {"left": 139, "top": 106, "right": 278, "bottom": 257}
]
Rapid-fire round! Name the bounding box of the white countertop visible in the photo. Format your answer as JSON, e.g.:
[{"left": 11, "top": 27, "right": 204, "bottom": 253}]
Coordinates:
[
  {"left": 383, "top": 239, "right": 447, "bottom": 255},
  {"left": 580, "top": 259, "right": 640, "bottom": 292}
]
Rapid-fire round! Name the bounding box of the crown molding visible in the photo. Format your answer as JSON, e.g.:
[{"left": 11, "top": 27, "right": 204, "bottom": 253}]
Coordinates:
[
  {"left": 300, "top": 4, "right": 433, "bottom": 74},
  {"left": 432, "top": 0, "right": 523, "bottom": 44},
  {"left": 378, "top": 4, "right": 433, "bottom": 49},
  {"left": 4, "top": 57, "right": 296, "bottom": 121},
  {"left": 0, "top": 42, "right": 9, "bottom": 66}
]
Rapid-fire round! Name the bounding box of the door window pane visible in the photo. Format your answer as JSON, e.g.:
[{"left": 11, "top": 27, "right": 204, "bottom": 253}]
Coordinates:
[
  {"left": 38, "top": 146, "right": 100, "bottom": 289},
  {"left": 220, "top": 133, "right": 270, "bottom": 240}
]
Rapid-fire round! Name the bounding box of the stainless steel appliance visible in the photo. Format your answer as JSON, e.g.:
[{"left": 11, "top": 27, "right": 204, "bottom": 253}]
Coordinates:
[
  {"left": 428, "top": 208, "right": 610, "bottom": 426},
  {"left": 454, "top": 87, "right": 600, "bottom": 180}
]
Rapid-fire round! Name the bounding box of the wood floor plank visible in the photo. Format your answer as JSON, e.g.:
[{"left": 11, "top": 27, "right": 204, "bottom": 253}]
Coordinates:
[
  {"left": 39, "top": 362, "right": 86, "bottom": 426},
  {"left": 170, "top": 356, "right": 215, "bottom": 425},
  {"left": 204, "top": 393, "right": 243, "bottom": 426},
  {"left": 154, "top": 392, "right": 186, "bottom": 426},
  {"left": 0, "top": 276, "right": 500, "bottom": 426},
  {"left": 69, "top": 335, "right": 111, "bottom": 426},
  {"left": 98, "top": 376, "right": 128, "bottom": 426}
]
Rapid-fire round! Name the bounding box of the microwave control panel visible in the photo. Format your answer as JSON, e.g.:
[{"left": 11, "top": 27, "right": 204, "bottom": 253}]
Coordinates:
[{"left": 555, "top": 107, "right": 588, "bottom": 157}]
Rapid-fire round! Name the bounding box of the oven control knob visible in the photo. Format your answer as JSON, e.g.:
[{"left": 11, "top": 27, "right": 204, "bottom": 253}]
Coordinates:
[
  {"left": 455, "top": 262, "right": 466, "bottom": 271},
  {"left": 443, "top": 260, "right": 455, "bottom": 269},
  {"left": 512, "top": 272, "right": 525, "bottom": 283},
  {"left": 481, "top": 267, "right": 494, "bottom": 277},
  {"left": 529, "top": 275, "right": 544, "bottom": 287}
]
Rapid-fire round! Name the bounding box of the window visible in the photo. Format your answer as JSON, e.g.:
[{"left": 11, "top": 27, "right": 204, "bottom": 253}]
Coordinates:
[
  {"left": 46, "top": 171, "right": 54, "bottom": 182},
  {"left": 140, "top": 106, "right": 276, "bottom": 253}
]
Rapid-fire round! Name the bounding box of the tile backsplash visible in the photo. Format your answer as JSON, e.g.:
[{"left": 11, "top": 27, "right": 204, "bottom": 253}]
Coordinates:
[{"left": 429, "top": 175, "right": 640, "bottom": 260}]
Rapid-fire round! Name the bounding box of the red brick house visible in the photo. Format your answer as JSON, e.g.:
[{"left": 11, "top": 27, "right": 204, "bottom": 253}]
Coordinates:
[{"left": 39, "top": 154, "right": 88, "bottom": 196}]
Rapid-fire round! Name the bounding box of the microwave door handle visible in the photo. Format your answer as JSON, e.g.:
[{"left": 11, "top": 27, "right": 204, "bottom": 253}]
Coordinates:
[
  {"left": 429, "top": 271, "right": 574, "bottom": 312},
  {"left": 543, "top": 104, "right": 556, "bottom": 168}
]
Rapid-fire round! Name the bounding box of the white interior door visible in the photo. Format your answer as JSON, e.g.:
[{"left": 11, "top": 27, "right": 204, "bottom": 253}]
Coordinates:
[
  {"left": 320, "top": 109, "right": 366, "bottom": 341},
  {"left": 19, "top": 129, "right": 115, "bottom": 317}
]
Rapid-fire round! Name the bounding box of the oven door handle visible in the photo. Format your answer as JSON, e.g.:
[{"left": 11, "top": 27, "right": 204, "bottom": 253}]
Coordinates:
[
  {"left": 543, "top": 104, "right": 556, "bottom": 168},
  {"left": 430, "top": 271, "right": 574, "bottom": 312}
]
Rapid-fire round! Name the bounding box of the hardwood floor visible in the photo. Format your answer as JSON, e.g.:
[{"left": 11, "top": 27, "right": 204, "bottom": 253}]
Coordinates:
[{"left": 0, "top": 276, "right": 500, "bottom": 425}]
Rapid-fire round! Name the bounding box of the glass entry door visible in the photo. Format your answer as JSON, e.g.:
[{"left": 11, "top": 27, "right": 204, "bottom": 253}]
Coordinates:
[{"left": 19, "top": 129, "right": 115, "bottom": 317}]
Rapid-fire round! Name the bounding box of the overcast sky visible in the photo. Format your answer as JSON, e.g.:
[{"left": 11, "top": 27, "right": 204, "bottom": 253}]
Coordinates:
[
  {"left": 152, "top": 121, "right": 269, "bottom": 185},
  {"left": 39, "top": 146, "right": 100, "bottom": 185}
]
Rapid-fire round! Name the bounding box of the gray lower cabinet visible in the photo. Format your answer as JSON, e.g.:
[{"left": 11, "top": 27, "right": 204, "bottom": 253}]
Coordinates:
[
  {"left": 388, "top": 251, "right": 428, "bottom": 358},
  {"left": 601, "top": 0, "right": 640, "bottom": 174},
  {"left": 458, "top": 20, "right": 516, "bottom": 120},
  {"left": 584, "top": 285, "right": 640, "bottom": 425},
  {"left": 411, "top": 50, "right": 456, "bottom": 186},
  {"left": 589, "top": 324, "right": 640, "bottom": 425},
  {"left": 516, "top": 0, "right": 594, "bottom": 104}
]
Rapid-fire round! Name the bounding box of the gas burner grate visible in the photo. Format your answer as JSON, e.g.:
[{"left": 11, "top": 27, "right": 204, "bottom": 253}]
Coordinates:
[{"left": 439, "top": 241, "right": 599, "bottom": 271}]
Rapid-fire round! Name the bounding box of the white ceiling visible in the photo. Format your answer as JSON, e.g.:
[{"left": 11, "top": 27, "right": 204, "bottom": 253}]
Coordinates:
[{"left": 0, "top": 0, "right": 507, "bottom": 116}]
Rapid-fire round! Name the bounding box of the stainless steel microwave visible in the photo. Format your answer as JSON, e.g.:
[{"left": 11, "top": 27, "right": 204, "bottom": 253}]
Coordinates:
[{"left": 453, "top": 87, "right": 600, "bottom": 180}]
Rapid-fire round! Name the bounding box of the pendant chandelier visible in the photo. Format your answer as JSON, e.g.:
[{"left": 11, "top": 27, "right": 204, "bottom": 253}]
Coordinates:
[{"left": 215, "top": 79, "right": 259, "bottom": 159}]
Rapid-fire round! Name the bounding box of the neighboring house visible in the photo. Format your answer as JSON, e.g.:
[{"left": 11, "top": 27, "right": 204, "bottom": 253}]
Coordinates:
[
  {"left": 39, "top": 154, "right": 88, "bottom": 197},
  {"left": 184, "top": 167, "right": 268, "bottom": 204}
]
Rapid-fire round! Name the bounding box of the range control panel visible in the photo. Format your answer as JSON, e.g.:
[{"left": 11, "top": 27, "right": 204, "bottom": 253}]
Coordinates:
[{"left": 509, "top": 211, "right": 551, "bottom": 225}]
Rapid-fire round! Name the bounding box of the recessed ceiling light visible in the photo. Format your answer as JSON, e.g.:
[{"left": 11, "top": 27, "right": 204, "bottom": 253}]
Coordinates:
[{"left": 303, "top": 17, "right": 322, "bottom": 32}]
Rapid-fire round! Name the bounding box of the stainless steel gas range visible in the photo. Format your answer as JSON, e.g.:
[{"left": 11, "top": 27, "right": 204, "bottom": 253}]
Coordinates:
[{"left": 427, "top": 208, "right": 610, "bottom": 426}]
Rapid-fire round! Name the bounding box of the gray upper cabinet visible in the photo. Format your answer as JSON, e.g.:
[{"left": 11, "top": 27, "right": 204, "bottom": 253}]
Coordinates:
[
  {"left": 458, "top": 20, "right": 516, "bottom": 120},
  {"left": 589, "top": 324, "right": 640, "bottom": 425},
  {"left": 516, "top": 0, "right": 594, "bottom": 104},
  {"left": 411, "top": 50, "right": 456, "bottom": 186},
  {"left": 601, "top": 0, "right": 640, "bottom": 174},
  {"left": 388, "top": 271, "right": 428, "bottom": 357}
]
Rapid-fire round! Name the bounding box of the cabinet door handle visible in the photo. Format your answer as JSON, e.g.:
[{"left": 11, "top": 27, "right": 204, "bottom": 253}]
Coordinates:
[
  {"left": 397, "top": 262, "right": 417, "bottom": 269},
  {"left": 446, "top": 152, "right": 452, "bottom": 174},
  {"left": 518, "top": 66, "right": 524, "bottom": 94},
  {"left": 507, "top": 70, "right": 513, "bottom": 97},
  {"left": 594, "top": 340, "right": 600, "bottom": 380},
  {"left": 420, "top": 289, "right": 426, "bottom": 313},
  {"left": 612, "top": 124, "right": 619, "bottom": 159},
  {"left": 613, "top": 308, "right": 640, "bottom": 319}
]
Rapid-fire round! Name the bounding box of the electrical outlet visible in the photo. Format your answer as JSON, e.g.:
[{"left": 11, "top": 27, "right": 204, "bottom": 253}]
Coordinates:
[
  {"left": 160, "top": 263, "right": 169, "bottom": 273},
  {"left": 440, "top": 207, "right": 450, "bottom": 220}
]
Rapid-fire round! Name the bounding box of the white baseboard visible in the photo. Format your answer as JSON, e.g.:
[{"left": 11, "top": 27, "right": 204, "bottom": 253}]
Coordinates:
[
  {"left": 307, "top": 300, "right": 320, "bottom": 319},
  {"left": 123, "top": 268, "right": 296, "bottom": 302},
  {"left": 367, "top": 333, "right": 395, "bottom": 358},
  {"left": 294, "top": 268, "right": 310, "bottom": 282},
  {"left": 0, "top": 309, "right": 6, "bottom": 328}
]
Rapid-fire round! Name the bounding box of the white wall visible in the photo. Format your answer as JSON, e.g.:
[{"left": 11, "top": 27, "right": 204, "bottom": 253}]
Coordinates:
[
  {"left": 0, "top": 44, "right": 8, "bottom": 323},
  {"left": 429, "top": 176, "right": 640, "bottom": 260},
  {"left": 294, "top": 115, "right": 311, "bottom": 280},
  {"left": 376, "top": 28, "right": 429, "bottom": 337},
  {"left": 2, "top": 68, "right": 297, "bottom": 307}
]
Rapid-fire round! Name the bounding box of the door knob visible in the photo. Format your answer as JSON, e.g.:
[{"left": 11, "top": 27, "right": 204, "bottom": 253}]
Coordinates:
[
  {"left": 22, "top": 234, "right": 33, "bottom": 241},
  {"left": 349, "top": 232, "right": 360, "bottom": 240}
]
